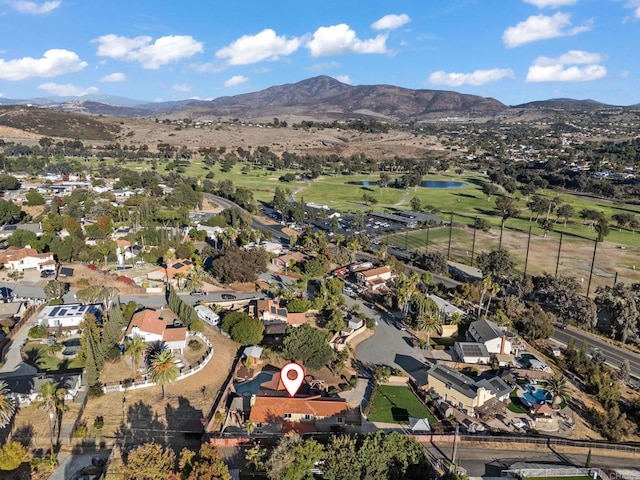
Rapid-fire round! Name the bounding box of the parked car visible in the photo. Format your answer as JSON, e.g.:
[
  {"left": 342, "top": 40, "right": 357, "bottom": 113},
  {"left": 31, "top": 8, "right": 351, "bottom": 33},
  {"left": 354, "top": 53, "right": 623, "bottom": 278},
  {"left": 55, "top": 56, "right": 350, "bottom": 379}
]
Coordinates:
[
  {"left": 395, "top": 322, "right": 407, "bottom": 331},
  {"left": 190, "top": 290, "right": 205, "bottom": 296},
  {"left": 221, "top": 293, "right": 237, "bottom": 300},
  {"left": 70, "top": 464, "right": 105, "bottom": 480},
  {"left": 40, "top": 270, "right": 55, "bottom": 278}
]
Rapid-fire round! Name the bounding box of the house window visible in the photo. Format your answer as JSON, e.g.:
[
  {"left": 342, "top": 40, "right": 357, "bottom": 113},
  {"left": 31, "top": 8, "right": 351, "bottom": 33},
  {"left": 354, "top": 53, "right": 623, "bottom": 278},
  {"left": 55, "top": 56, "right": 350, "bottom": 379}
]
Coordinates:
[
  {"left": 304, "top": 414, "right": 313, "bottom": 421},
  {"left": 458, "top": 402, "right": 464, "bottom": 409},
  {"left": 283, "top": 413, "right": 292, "bottom": 419},
  {"left": 336, "top": 417, "right": 344, "bottom": 424},
  {"left": 256, "top": 423, "right": 263, "bottom": 428}
]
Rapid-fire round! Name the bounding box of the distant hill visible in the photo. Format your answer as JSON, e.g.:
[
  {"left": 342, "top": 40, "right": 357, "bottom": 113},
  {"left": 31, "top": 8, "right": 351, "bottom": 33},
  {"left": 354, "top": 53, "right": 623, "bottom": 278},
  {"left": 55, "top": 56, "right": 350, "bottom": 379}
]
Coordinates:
[
  {"left": 0, "top": 105, "right": 120, "bottom": 140},
  {"left": 513, "top": 98, "right": 615, "bottom": 110},
  {"left": 176, "top": 76, "right": 507, "bottom": 121}
]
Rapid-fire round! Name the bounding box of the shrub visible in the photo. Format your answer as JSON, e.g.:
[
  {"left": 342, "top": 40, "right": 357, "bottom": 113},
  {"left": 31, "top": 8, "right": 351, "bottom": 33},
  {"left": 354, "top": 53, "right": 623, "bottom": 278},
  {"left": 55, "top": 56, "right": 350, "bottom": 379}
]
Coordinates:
[
  {"left": 365, "top": 317, "right": 376, "bottom": 329},
  {"left": 0, "top": 441, "right": 26, "bottom": 471},
  {"left": 104, "top": 345, "right": 122, "bottom": 362},
  {"left": 188, "top": 339, "right": 203, "bottom": 352},
  {"left": 49, "top": 298, "right": 64, "bottom": 306},
  {"left": 77, "top": 278, "right": 90, "bottom": 286},
  {"left": 189, "top": 318, "right": 205, "bottom": 333},
  {"left": 28, "top": 325, "right": 48, "bottom": 338},
  {"left": 88, "top": 384, "right": 104, "bottom": 398},
  {"left": 72, "top": 423, "right": 87, "bottom": 439},
  {"left": 93, "top": 416, "right": 104, "bottom": 429}
]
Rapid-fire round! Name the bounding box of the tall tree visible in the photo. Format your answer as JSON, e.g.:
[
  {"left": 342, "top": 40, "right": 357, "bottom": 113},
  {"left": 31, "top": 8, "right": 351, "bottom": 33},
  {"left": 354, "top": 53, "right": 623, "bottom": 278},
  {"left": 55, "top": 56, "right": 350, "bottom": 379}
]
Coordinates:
[
  {"left": 0, "top": 381, "right": 16, "bottom": 428},
  {"left": 547, "top": 375, "right": 568, "bottom": 407},
  {"left": 124, "top": 336, "right": 147, "bottom": 375},
  {"left": 148, "top": 348, "right": 179, "bottom": 399}
]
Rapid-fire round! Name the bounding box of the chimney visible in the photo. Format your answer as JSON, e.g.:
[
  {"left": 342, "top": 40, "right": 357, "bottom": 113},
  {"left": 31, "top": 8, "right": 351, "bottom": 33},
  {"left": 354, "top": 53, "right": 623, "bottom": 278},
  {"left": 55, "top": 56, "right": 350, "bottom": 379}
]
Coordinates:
[{"left": 500, "top": 335, "right": 506, "bottom": 355}]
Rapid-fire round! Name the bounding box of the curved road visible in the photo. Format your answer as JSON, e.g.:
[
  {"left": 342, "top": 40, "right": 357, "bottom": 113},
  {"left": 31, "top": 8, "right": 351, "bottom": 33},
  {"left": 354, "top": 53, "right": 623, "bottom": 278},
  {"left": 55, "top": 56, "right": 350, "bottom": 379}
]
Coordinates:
[
  {"left": 551, "top": 325, "right": 640, "bottom": 381},
  {"left": 203, "top": 193, "right": 289, "bottom": 241}
]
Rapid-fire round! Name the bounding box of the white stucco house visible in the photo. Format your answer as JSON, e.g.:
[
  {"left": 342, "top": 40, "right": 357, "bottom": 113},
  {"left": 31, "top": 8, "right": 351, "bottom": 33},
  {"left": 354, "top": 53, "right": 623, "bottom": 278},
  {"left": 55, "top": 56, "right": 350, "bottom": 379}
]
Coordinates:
[
  {"left": 0, "top": 246, "right": 54, "bottom": 272},
  {"left": 467, "top": 318, "right": 512, "bottom": 355},
  {"left": 37, "top": 303, "right": 103, "bottom": 331}
]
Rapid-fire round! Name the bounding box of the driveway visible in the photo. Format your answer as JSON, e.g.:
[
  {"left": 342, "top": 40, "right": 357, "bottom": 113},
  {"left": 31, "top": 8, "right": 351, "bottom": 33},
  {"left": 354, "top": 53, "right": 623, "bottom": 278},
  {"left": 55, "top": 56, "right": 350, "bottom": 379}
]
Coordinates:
[
  {"left": 349, "top": 298, "right": 428, "bottom": 381},
  {"left": 0, "top": 311, "right": 37, "bottom": 378},
  {"left": 50, "top": 448, "right": 112, "bottom": 480}
]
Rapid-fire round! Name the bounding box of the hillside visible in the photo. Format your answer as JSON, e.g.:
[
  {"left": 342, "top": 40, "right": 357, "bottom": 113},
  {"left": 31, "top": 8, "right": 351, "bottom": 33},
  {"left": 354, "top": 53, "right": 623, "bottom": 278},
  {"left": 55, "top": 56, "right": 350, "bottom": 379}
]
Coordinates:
[{"left": 0, "top": 105, "right": 120, "bottom": 140}]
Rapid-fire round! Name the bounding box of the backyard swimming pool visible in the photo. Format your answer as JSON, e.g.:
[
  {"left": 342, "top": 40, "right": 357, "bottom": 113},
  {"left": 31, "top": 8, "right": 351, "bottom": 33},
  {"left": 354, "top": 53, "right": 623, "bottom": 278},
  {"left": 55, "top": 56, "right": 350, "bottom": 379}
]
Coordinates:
[
  {"left": 521, "top": 384, "right": 552, "bottom": 406},
  {"left": 234, "top": 371, "right": 276, "bottom": 395}
]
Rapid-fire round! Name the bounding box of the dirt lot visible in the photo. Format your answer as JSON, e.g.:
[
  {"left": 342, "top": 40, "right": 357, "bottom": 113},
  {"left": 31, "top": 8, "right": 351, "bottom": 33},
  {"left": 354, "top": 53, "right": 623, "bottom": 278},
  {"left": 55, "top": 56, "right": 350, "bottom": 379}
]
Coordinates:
[{"left": 79, "top": 326, "right": 239, "bottom": 445}]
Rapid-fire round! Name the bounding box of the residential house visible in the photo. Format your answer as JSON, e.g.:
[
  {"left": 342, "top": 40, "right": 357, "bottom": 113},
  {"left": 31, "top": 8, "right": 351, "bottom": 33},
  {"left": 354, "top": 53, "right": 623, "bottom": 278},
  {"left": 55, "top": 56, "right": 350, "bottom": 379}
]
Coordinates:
[
  {"left": 427, "top": 294, "right": 465, "bottom": 318},
  {"left": 0, "top": 246, "right": 54, "bottom": 272},
  {"left": 249, "top": 395, "right": 361, "bottom": 434},
  {"left": 0, "top": 223, "right": 43, "bottom": 241},
  {"left": 36, "top": 303, "right": 103, "bottom": 331},
  {"left": 355, "top": 266, "right": 394, "bottom": 291},
  {"left": 195, "top": 224, "right": 224, "bottom": 240},
  {"left": 124, "top": 309, "right": 187, "bottom": 353},
  {"left": 252, "top": 298, "right": 307, "bottom": 326},
  {"left": 147, "top": 259, "right": 194, "bottom": 283},
  {"left": 272, "top": 251, "right": 307, "bottom": 271},
  {"left": 467, "top": 318, "right": 512, "bottom": 355},
  {"left": 454, "top": 342, "right": 490, "bottom": 364},
  {"left": 243, "top": 241, "right": 283, "bottom": 255},
  {"left": 4, "top": 373, "right": 82, "bottom": 406},
  {"left": 426, "top": 364, "right": 511, "bottom": 417}
]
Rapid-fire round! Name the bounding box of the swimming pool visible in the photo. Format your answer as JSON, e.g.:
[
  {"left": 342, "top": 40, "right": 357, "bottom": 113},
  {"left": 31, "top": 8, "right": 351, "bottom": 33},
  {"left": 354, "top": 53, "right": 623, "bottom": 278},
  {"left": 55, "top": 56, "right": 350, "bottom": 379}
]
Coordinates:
[
  {"left": 521, "top": 384, "right": 552, "bottom": 406},
  {"left": 234, "top": 371, "right": 275, "bottom": 395}
]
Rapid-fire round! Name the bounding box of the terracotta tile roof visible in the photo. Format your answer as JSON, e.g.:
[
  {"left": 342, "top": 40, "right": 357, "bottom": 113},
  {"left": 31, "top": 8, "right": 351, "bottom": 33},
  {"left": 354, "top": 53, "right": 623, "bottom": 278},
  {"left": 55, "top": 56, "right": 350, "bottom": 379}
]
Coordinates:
[
  {"left": 249, "top": 395, "right": 351, "bottom": 424},
  {"left": 126, "top": 309, "right": 166, "bottom": 336},
  {"left": 0, "top": 247, "right": 52, "bottom": 263},
  {"left": 163, "top": 326, "right": 187, "bottom": 342},
  {"left": 361, "top": 266, "right": 392, "bottom": 278},
  {"left": 259, "top": 371, "right": 285, "bottom": 391}
]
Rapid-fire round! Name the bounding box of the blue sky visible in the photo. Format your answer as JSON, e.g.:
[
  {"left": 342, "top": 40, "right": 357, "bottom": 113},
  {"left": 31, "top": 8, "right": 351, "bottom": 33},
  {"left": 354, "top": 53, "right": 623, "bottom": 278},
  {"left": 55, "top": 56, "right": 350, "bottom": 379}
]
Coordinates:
[{"left": 0, "top": 0, "right": 638, "bottom": 105}]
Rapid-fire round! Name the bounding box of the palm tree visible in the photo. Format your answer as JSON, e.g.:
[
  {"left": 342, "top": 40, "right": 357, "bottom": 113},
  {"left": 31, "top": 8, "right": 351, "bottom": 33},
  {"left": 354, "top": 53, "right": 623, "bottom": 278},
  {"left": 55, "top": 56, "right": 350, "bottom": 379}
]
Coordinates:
[
  {"left": 95, "top": 241, "right": 113, "bottom": 269},
  {"left": 124, "top": 336, "right": 147, "bottom": 375},
  {"left": 547, "top": 375, "right": 569, "bottom": 408},
  {"left": 174, "top": 272, "right": 187, "bottom": 290},
  {"left": 346, "top": 237, "right": 360, "bottom": 262},
  {"left": 36, "top": 381, "right": 67, "bottom": 434},
  {"left": 148, "top": 348, "right": 179, "bottom": 399},
  {"left": 418, "top": 315, "right": 442, "bottom": 348},
  {"left": 484, "top": 281, "right": 500, "bottom": 318},
  {"left": 0, "top": 381, "right": 16, "bottom": 428}
]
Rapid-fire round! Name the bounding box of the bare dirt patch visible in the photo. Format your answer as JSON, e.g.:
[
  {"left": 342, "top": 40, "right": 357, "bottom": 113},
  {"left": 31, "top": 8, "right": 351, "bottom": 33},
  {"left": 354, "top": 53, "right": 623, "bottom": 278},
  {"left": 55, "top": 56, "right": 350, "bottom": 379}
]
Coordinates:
[{"left": 79, "top": 326, "right": 239, "bottom": 445}]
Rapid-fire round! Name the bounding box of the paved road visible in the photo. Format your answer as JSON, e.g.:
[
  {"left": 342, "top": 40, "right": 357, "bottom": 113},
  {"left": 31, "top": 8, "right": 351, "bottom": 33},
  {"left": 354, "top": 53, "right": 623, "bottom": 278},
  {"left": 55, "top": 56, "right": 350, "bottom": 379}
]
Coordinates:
[
  {"left": 427, "top": 444, "right": 640, "bottom": 476},
  {"left": 350, "top": 297, "right": 428, "bottom": 379},
  {"left": 203, "top": 193, "right": 289, "bottom": 242},
  {"left": 551, "top": 325, "right": 640, "bottom": 381},
  {"left": 50, "top": 448, "right": 111, "bottom": 480}
]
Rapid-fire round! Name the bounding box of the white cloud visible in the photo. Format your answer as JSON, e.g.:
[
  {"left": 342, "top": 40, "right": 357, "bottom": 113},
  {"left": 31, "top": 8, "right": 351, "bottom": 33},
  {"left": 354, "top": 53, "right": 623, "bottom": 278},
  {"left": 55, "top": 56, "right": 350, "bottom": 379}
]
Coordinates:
[
  {"left": 533, "top": 50, "right": 604, "bottom": 66},
  {"left": 526, "top": 50, "right": 606, "bottom": 82},
  {"left": 38, "top": 82, "right": 98, "bottom": 96},
  {"left": 626, "top": 0, "right": 640, "bottom": 19},
  {"left": 336, "top": 75, "right": 352, "bottom": 84},
  {"left": 306, "top": 61, "right": 341, "bottom": 72},
  {"left": 502, "top": 12, "right": 591, "bottom": 48},
  {"left": 7, "top": 0, "right": 60, "bottom": 14},
  {"left": 0, "top": 49, "right": 86, "bottom": 80},
  {"left": 99, "top": 72, "right": 126, "bottom": 82},
  {"left": 172, "top": 83, "right": 191, "bottom": 92},
  {"left": 526, "top": 64, "right": 606, "bottom": 82},
  {"left": 93, "top": 34, "right": 203, "bottom": 69},
  {"left": 523, "top": 0, "right": 577, "bottom": 8},
  {"left": 371, "top": 13, "right": 410, "bottom": 30},
  {"left": 428, "top": 68, "right": 515, "bottom": 86},
  {"left": 307, "top": 24, "right": 387, "bottom": 57},
  {"left": 224, "top": 75, "right": 248, "bottom": 87},
  {"left": 621, "top": 70, "right": 631, "bottom": 78},
  {"left": 215, "top": 29, "right": 300, "bottom": 65}
]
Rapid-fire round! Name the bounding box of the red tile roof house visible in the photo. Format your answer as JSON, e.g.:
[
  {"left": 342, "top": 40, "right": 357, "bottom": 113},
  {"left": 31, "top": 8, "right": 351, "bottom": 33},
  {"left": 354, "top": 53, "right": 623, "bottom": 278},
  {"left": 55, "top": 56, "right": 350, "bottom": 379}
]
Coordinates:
[
  {"left": 249, "top": 395, "right": 361, "bottom": 434},
  {"left": 253, "top": 298, "right": 308, "bottom": 326},
  {"left": 0, "top": 246, "right": 54, "bottom": 272},
  {"left": 124, "top": 309, "right": 187, "bottom": 353},
  {"left": 147, "top": 259, "right": 194, "bottom": 283},
  {"left": 355, "top": 265, "right": 395, "bottom": 291}
]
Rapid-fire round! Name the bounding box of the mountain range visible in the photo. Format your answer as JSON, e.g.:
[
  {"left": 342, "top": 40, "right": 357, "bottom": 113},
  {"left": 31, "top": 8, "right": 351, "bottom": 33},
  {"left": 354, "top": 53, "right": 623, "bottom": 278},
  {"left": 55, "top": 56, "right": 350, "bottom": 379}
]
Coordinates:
[{"left": 0, "top": 76, "right": 638, "bottom": 123}]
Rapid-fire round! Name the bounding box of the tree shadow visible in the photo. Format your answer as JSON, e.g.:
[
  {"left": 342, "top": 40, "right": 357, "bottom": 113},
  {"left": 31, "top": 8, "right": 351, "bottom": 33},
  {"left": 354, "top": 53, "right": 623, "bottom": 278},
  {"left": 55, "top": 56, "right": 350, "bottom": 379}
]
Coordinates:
[
  {"left": 165, "top": 396, "right": 204, "bottom": 442},
  {"left": 114, "top": 400, "right": 167, "bottom": 450},
  {"left": 394, "top": 353, "right": 425, "bottom": 375},
  {"left": 391, "top": 406, "right": 410, "bottom": 422}
]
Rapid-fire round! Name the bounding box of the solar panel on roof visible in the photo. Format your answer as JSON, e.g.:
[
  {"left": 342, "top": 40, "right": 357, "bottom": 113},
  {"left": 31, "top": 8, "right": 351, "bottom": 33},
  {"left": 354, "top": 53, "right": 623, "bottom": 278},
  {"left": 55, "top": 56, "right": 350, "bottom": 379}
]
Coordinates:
[
  {"left": 172, "top": 262, "right": 184, "bottom": 269},
  {"left": 59, "top": 309, "right": 67, "bottom": 316},
  {"left": 277, "top": 309, "right": 287, "bottom": 316},
  {"left": 50, "top": 306, "right": 61, "bottom": 316},
  {"left": 4, "top": 225, "right": 17, "bottom": 231}
]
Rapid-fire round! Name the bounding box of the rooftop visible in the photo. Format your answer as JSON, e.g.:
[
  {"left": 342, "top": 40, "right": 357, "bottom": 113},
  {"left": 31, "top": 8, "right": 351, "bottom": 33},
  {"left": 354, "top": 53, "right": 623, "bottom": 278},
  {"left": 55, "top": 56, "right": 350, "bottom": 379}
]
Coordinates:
[{"left": 469, "top": 318, "right": 504, "bottom": 342}]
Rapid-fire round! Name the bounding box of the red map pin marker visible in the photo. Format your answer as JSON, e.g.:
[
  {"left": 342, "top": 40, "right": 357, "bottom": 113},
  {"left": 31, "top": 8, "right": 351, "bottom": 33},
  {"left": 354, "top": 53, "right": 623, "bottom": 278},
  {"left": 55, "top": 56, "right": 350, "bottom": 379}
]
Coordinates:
[{"left": 280, "top": 362, "right": 305, "bottom": 397}]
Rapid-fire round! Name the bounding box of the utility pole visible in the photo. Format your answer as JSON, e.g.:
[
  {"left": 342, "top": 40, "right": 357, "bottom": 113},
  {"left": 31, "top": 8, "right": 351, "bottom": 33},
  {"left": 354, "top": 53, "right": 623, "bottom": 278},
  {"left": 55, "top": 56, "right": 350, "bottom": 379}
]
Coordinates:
[
  {"left": 447, "top": 212, "right": 453, "bottom": 260},
  {"left": 471, "top": 217, "right": 477, "bottom": 267},
  {"left": 555, "top": 231, "right": 563, "bottom": 278},
  {"left": 425, "top": 226, "right": 430, "bottom": 253},
  {"left": 586, "top": 238, "right": 598, "bottom": 297},
  {"left": 523, "top": 225, "right": 532, "bottom": 278},
  {"left": 499, "top": 216, "right": 505, "bottom": 249},
  {"left": 451, "top": 423, "right": 459, "bottom": 467}
]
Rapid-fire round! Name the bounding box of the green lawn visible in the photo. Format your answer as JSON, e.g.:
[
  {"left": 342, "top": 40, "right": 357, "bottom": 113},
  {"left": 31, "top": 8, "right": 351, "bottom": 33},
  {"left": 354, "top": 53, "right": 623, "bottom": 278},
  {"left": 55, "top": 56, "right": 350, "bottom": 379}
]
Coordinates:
[
  {"left": 367, "top": 385, "right": 438, "bottom": 425},
  {"left": 22, "top": 343, "right": 85, "bottom": 372},
  {"left": 508, "top": 389, "right": 529, "bottom": 414}
]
